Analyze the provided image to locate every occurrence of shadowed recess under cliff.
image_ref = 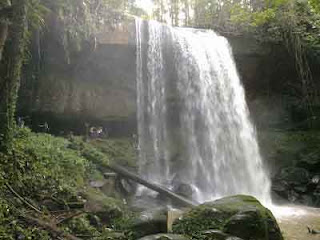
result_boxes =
[135,19,271,204]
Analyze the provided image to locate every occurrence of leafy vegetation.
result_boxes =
[90,138,138,168]
[0,127,136,239]
[0,0,146,149]
[259,130,320,169]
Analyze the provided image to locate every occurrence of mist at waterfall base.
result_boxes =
[135,19,271,206]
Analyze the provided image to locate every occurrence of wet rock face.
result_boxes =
[19,17,137,136]
[172,195,283,240]
[272,167,320,207]
[172,183,194,199]
[277,167,310,184]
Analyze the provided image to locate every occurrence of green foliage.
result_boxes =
[309,0,320,13]
[230,6,276,30]
[83,187,126,223]
[90,138,137,168]
[259,130,320,168]
[27,0,48,29]
[0,127,111,213]
[36,0,144,62]
[226,0,320,117]
[68,136,110,167]
[0,198,52,239]
[63,213,99,236]
[1,128,88,195]
[0,128,134,238]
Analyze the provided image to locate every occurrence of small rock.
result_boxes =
[277,167,310,185]
[90,180,107,188]
[311,175,320,184]
[127,208,168,238]
[202,230,243,240]
[293,185,307,193]
[173,183,194,199]
[138,234,190,240]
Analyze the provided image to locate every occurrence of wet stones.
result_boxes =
[201,230,244,240]
[138,234,190,240]
[126,208,168,239]
[272,167,320,207]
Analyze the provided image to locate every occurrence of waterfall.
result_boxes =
[135,19,271,204]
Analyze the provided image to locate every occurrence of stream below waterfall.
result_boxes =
[273,205,320,240]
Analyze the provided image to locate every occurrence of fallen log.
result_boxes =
[107,164,197,207]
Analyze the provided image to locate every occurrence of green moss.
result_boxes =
[82,187,126,223]
[210,195,266,214]
[0,128,89,196]
[63,213,99,236]
[90,138,137,168]
[259,130,320,168]
[0,128,131,239]
[172,195,283,240]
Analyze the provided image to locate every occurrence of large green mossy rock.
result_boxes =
[172,195,283,240]
[138,233,190,240]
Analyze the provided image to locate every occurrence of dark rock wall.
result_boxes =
[18,17,137,136]
[227,36,300,129]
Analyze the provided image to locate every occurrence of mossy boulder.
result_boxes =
[172,195,283,240]
[138,233,191,240]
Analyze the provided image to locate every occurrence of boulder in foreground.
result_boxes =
[172,195,283,240]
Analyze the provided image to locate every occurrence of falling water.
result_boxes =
[135,19,271,204]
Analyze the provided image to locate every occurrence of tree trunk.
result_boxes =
[0,22,8,62]
[0,0,27,150]
[107,164,197,207]
[0,0,11,62]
